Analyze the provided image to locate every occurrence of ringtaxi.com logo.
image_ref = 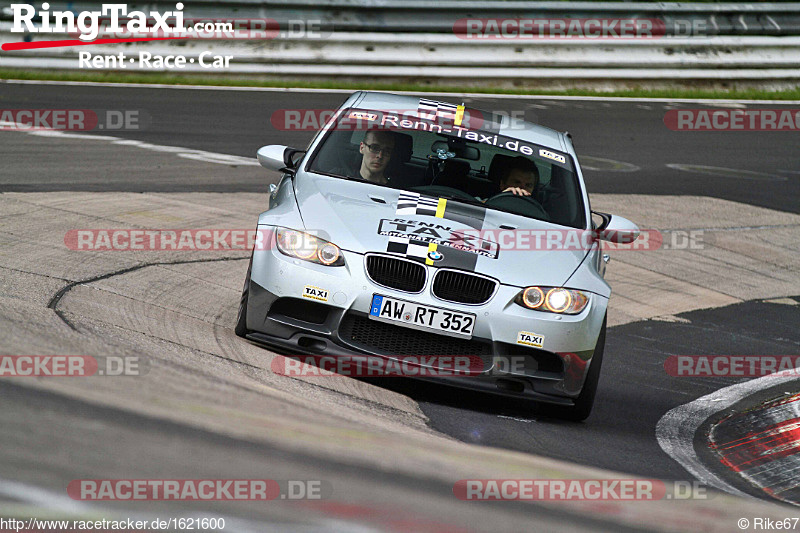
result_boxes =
[88,18,330,40]
[68,479,330,500]
[7,3,329,42]
[0,355,148,376]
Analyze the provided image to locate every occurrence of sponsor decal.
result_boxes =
[379,218,499,259]
[302,285,328,302]
[539,149,566,164]
[339,108,572,167]
[348,111,378,121]
[427,249,444,262]
[517,331,545,348]
[377,113,560,162]
[418,98,464,126]
[395,192,487,231]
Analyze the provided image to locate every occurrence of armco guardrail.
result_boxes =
[176,0,800,36]
[1,2,799,89]
[4,1,800,36]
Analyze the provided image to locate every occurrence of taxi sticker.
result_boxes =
[349,111,378,121]
[539,149,566,164]
[516,331,545,348]
[303,285,329,302]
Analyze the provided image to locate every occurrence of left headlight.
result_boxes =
[515,286,589,315]
[275,228,345,267]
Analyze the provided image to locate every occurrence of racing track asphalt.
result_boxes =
[1,81,799,524]
[1,81,798,214]
[408,297,800,485]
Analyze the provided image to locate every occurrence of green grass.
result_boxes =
[2,68,799,100]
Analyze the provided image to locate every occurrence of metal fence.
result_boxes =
[1,2,799,89]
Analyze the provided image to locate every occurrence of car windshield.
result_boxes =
[307,107,586,228]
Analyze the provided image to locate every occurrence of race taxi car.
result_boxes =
[235,91,639,420]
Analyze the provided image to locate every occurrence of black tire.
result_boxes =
[543,315,607,422]
[234,253,253,338]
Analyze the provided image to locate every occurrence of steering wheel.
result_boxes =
[485,192,549,220]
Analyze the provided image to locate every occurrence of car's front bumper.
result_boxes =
[245,234,608,405]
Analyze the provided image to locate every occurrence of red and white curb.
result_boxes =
[710,393,800,504]
[656,370,800,499]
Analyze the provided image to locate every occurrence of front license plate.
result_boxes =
[368,294,476,338]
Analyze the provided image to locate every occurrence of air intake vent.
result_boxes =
[432,270,496,304]
[365,255,426,293]
[339,314,493,367]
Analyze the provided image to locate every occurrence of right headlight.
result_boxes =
[275,228,345,267]
[515,286,589,315]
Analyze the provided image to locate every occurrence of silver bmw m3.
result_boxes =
[236,91,639,420]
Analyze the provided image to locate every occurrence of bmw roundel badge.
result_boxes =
[427,250,443,261]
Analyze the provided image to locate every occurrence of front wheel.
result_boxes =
[542,315,606,422]
[234,253,253,338]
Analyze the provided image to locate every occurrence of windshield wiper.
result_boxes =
[433,194,487,208]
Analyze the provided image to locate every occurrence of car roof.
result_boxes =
[350,91,567,151]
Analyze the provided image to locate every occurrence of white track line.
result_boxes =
[0,121,258,167]
[3,79,800,105]
[656,370,800,498]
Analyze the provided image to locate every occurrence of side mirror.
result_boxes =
[256,145,306,173]
[592,211,640,244]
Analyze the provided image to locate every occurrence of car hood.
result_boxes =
[294,173,588,288]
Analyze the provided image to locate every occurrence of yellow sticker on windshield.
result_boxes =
[455,105,465,126]
[539,149,566,164]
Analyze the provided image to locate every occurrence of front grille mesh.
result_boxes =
[366,255,426,293]
[339,314,492,367]
[432,270,496,304]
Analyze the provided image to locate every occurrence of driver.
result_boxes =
[498,156,539,197]
[332,129,396,185]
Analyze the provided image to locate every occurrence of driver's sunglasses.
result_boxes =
[364,143,392,156]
